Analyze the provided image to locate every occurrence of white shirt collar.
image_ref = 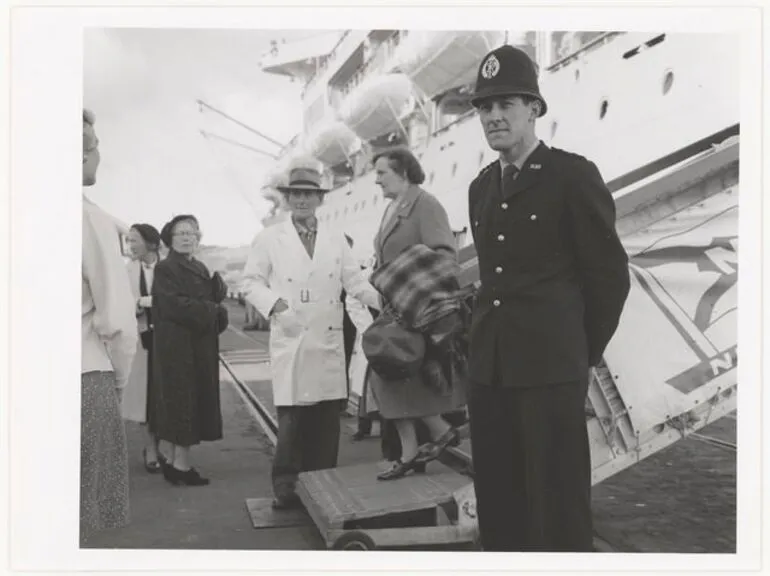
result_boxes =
[499,139,541,172]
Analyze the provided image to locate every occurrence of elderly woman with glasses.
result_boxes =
[151,214,229,486]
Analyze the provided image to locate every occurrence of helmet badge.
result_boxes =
[481,54,500,80]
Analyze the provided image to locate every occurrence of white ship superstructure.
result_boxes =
[247,29,739,489]
[257,30,739,264]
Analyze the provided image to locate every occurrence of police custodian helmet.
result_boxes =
[471,45,548,117]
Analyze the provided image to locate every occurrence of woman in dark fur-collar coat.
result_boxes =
[151,214,228,487]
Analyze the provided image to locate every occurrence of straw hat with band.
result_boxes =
[277,167,330,194]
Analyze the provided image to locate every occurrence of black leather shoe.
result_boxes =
[271,494,302,510]
[351,430,369,442]
[164,466,210,486]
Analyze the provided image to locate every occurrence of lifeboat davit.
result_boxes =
[385,31,506,99]
[339,73,414,142]
[306,120,360,167]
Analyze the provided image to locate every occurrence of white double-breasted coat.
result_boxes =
[242,219,380,407]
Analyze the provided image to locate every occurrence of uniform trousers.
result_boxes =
[468,378,593,552]
[272,400,341,499]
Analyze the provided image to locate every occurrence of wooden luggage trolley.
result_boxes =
[295,462,478,550]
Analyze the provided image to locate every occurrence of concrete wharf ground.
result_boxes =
[84,301,736,553]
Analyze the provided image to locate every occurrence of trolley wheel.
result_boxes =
[332,531,377,551]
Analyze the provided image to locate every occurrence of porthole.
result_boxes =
[599,99,609,120]
[550,121,558,139]
[662,70,674,95]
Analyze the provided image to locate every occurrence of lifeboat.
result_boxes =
[385,31,506,99]
[338,73,415,142]
[306,120,361,167]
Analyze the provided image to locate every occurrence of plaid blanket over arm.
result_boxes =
[369,244,462,331]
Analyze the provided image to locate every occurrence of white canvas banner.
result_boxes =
[604,185,738,433]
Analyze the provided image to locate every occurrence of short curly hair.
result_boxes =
[372,147,425,185]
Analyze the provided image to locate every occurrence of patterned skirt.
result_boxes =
[80,371,129,545]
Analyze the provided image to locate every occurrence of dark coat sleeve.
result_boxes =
[152,262,220,333]
[565,157,631,366]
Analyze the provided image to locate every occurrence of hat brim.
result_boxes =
[277,184,330,194]
[470,87,548,117]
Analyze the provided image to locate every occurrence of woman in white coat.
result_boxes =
[81,108,137,544]
[122,223,164,473]
[242,166,380,510]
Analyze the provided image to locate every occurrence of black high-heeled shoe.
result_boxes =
[414,427,461,465]
[163,465,210,486]
[142,448,161,474]
[377,455,422,481]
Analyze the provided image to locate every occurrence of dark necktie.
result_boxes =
[501,164,519,198]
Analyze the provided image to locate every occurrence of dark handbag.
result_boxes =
[211,272,228,304]
[216,304,229,334]
[362,311,425,381]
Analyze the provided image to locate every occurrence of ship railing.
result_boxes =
[335,30,402,101]
[430,108,477,139]
[302,30,353,98]
[545,31,621,72]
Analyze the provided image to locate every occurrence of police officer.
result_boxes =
[466,45,630,551]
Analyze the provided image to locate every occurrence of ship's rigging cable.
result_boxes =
[199,130,278,160]
[199,130,265,220]
[196,98,285,150]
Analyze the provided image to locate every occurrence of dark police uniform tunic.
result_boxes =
[467,141,630,551]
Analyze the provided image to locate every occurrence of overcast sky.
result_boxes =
[83,28,331,247]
